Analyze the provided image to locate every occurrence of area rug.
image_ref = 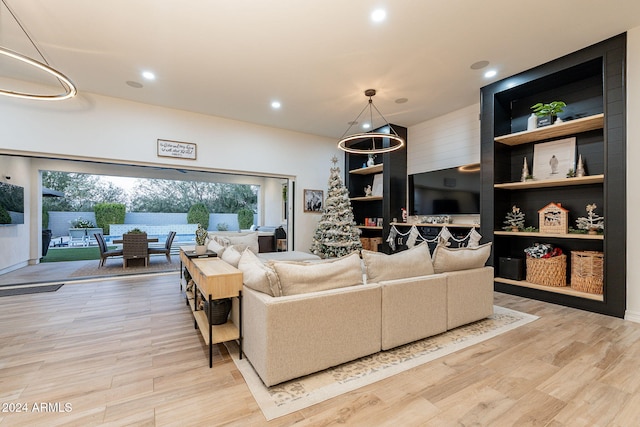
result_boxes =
[69,256,181,279]
[227,305,538,421]
[0,284,63,297]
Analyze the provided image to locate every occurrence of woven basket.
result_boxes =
[571,251,604,294]
[526,254,566,287]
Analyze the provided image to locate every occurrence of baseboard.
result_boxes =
[624,309,640,324]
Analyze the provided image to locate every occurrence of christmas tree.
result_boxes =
[310,157,362,258]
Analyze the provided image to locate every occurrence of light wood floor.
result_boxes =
[1,274,640,426]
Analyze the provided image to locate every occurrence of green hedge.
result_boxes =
[187,203,209,230]
[94,203,126,235]
[237,208,254,230]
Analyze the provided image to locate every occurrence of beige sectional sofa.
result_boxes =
[229,241,494,387]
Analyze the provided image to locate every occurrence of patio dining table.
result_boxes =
[112,237,159,244]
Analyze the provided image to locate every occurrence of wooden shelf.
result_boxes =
[349,164,383,175]
[193,311,240,345]
[350,195,383,201]
[494,230,604,240]
[358,226,382,230]
[391,222,480,228]
[494,113,604,146]
[495,277,603,301]
[495,174,604,190]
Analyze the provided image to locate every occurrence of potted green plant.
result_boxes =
[195,223,208,255]
[530,101,567,126]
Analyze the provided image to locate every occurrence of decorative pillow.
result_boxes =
[271,252,363,296]
[361,242,434,282]
[220,245,243,268]
[207,239,226,256]
[432,242,492,273]
[238,249,281,297]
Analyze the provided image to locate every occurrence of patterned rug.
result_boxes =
[69,256,181,278]
[227,305,538,421]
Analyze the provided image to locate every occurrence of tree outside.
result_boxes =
[42,171,258,226]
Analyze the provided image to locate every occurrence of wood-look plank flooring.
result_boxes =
[1,274,640,426]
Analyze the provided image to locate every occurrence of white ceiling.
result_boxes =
[2,1,640,140]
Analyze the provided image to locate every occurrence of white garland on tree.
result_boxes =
[310,157,362,258]
[575,203,604,231]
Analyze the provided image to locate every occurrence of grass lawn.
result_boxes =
[42,246,115,262]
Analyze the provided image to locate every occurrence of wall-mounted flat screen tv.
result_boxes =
[408,164,480,216]
[0,182,25,225]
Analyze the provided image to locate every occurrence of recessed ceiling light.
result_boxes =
[362,123,371,129]
[470,60,490,70]
[142,71,155,80]
[271,101,281,109]
[395,97,408,104]
[126,81,143,88]
[484,69,497,78]
[371,9,386,22]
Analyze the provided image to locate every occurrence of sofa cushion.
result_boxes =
[271,252,363,296]
[220,245,243,267]
[212,232,259,254]
[361,242,434,282]
[238,249,281,297]
[432,242,492,273]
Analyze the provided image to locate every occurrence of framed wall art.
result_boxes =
[303,189,323,212]
[157,139,197,160]
[532,137,576,180]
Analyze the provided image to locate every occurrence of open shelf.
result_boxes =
[495,113,604,146]
[494,230,604,240]
[350,195,383,201]
[495,277,603,301]
[494,174,604,190]
[349,164,383,175]
[391,222,480,228]
[358,226,382,230]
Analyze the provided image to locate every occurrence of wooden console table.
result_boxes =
[180,248,243,367]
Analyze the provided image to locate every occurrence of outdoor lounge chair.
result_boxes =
[69,228,87,246]
[148,230,176,263]
[122,232,149,268]
[95,233,123,267]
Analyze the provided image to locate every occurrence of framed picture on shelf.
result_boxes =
[372,173,383,196]
[303,189,323,212]
[533,137,576,181]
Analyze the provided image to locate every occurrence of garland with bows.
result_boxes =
[386,224,482,251]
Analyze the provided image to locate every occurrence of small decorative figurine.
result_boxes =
[364,185,372,196]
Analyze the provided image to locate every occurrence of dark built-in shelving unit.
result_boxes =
[344,125,407,254]
[480,33,626,317]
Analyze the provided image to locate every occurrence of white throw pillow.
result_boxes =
[361,242,434,282]
[207,239,226,256]
[238,249,281,297]
[432,242,492,273]
[220,245,243,268]
[271,252,363,296]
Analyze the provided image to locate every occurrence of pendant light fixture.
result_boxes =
[337,89,405,154]
[0,0,77,100]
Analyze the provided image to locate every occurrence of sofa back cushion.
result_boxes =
[271,252,363,296]
[432,242,492,273]
[210,231,259,254]
[238,249,281,297]
[362,242,434,282]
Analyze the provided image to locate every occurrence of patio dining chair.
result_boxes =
[95,233,123,267]
[122,232,149,268]
[148,230,176,263]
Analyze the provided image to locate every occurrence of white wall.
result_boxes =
[625,26,640,322]
[407,103,480,175]
[0,92,338,270]
[0,156,31,274]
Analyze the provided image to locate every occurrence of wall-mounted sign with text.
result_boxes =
[157,139,197,160]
